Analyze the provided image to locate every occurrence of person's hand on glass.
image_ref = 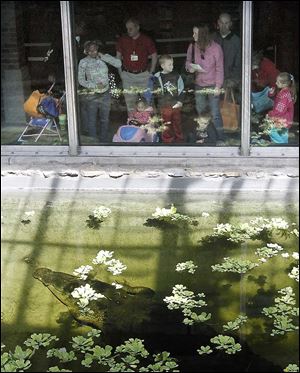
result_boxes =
[172,101,183,109]
[214,87,221,96]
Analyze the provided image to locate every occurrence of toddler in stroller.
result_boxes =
[113,97,160,143]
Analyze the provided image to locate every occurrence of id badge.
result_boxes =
[130,54,139,61]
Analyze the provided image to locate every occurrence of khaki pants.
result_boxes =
[121,71,150,113]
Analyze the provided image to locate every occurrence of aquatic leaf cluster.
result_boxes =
[211,257,259,274]
[197,335,241,356]
[24,333,59,350]
[163,284,211,325]
[175,261,198,274]
[210,335,242,354]
[1,346,33,372]
[222,315,248,331]
[262,287,299,336]
[255,243,284,260]
[284,364,299,372]
[151,205,198,226]
[210,217,295,243]
[86,206,111,229]
[1,331,179,372]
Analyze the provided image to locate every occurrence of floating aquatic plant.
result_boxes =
[92,250,114,265]
[21,210,35,224]
[47,348,77,363]
[86,206,111,229]
[73,265,93,280]
[24,334,59,350]
[207,217,295,244]
[150,204,198,226]
[284,364,299,372]
[163,284,210,325]
[222,315,248,331]
[175,261,198,274]
[71,284,106,313]
[262,287,299,336]
[210,335,242,355]
[105,259,127,276]
[197,345,213,355]
[211,257,259,274]
[1,332,179,373]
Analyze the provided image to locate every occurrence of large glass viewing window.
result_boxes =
[1,1,298,156]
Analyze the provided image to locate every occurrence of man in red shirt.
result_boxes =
[116,18,158,113]
[251,50,280,92]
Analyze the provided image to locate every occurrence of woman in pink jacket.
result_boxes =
[186,24,225,142]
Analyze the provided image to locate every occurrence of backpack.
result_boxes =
[37,96,59,117]
[23,90,47,117]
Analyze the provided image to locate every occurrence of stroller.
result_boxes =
[112,121,159,143]
[19,83,65,143]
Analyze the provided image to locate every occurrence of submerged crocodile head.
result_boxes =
[32,267,156,331]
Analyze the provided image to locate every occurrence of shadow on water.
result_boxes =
[1,174,298,372]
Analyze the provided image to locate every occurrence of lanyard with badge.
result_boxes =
[130,39,139,61]
[131,51,138,61]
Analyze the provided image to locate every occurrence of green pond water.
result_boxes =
[1,191,299,372]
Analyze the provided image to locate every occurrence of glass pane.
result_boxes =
[1,1,68,146]
[73,1,242,147]
[251,1,299,147]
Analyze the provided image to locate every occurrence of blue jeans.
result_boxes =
[195,85,225,141]
[80,91,111,142]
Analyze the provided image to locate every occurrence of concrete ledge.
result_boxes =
[2,173,299,195]
[1,155,299,174]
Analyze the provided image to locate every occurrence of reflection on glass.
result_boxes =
[74,1,242,146]
[251,1,299,147]
[1,1,68,146]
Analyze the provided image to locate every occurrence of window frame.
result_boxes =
[1,1,299,159]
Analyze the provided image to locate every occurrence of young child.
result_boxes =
[268,72,296,126]
[267,72,297,143]
[127,97,154,126]
[153,55,185,143]
[189,113,217,145]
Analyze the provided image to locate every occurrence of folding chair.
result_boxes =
[17,117,62,143]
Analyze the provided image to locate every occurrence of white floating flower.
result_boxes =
[267,243,283,251]
[92,250,114,265]
[152,205,177,219]
[281,253,290,258]
[92,206,111,221]
[112,282,123,289]
[270,218,289,230]
[73,265,93,280]
[288,266,299,282]
[292,252,299,260]
[201,212,210,218]
[71,283,106,309]
[24,211,35,217]
[105,259,127,275]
